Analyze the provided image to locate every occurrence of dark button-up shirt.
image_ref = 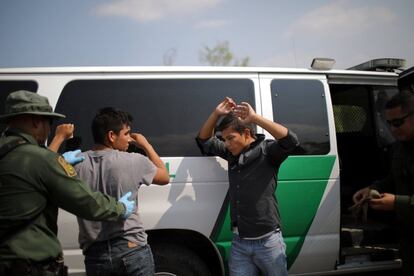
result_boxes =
[197,132,299,238]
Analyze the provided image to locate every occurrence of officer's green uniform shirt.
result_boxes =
[373,140,414,275]
[0,129,126,262]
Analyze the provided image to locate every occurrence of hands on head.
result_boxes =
[216,97,256,123]
[215,97,237,116]
[129,133,150,149]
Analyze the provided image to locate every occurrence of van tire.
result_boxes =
[152,243,212,276]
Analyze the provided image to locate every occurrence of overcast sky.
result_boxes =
[0,0,413,69]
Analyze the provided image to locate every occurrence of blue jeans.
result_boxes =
[84,237,154,276]
[229,231,288,276]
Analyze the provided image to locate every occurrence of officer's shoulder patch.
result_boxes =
[57,156,77,177]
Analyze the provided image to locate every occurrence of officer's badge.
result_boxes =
[57,156,77,177]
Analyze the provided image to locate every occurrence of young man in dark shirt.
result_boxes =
[196,97,299,276]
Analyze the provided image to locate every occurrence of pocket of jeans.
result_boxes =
[121,248,140,266]
[263,232,279,248]
[121,245,154,274]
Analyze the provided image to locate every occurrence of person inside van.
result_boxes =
[73,107,170,276]
[352,89,414,276]
[196,97,299,276]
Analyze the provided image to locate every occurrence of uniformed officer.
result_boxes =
[353,71,414,276]
[0,90,135,276]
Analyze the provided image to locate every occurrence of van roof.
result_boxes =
[0,66,399,77]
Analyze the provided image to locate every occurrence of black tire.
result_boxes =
[152,243,212,276]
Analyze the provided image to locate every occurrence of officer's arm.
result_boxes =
[395,194,414,227]
[41,154,126,221]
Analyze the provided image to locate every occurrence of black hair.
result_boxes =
[91,107,133,144]
[385,91,414,114]
[216,112,256,138]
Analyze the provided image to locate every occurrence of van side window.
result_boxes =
[0,81,38,133]
[55,78,255,156]
[271,79,329,155]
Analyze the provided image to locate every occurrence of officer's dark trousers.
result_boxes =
[400,238,414,276]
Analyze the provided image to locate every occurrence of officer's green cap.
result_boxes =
[0,90,65,122]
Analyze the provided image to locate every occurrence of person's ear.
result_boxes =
[107,130,116,144]
[243,128,251,139]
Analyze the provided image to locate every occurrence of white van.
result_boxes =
[0,58,407,275]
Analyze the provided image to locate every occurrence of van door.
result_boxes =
[259,74,340,274]
[328,74,401,271]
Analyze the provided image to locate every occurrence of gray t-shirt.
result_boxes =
[74,149,157,251]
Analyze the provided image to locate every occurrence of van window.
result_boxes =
[0,81,38,133]
[331,84,398,148]
[333,105,366,133]
[271,79,329,155]
[372,86,398,147]
[55,78,255,156]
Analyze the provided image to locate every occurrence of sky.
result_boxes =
[0,0,413,70]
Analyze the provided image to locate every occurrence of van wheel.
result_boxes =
[152,243,212,276]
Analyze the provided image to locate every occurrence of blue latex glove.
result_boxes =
[62,149,85,165]
[118,191,135,219]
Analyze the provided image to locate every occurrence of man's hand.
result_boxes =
[234,102,257,124]
[370,193,395,211]
[49,123,75,153]
[215,97,236,116]
[352,187,371,206]
[130,133,150,149]
[62,149,85,165]
[118,191,136,219]
[55,124,74,140]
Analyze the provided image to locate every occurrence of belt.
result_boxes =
[232,227,281,240]
[85,237,141,254]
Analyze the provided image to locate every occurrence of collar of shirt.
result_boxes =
[5,128,38,145]
[233,134,265,167]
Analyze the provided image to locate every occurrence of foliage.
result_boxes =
[199,41,250,66]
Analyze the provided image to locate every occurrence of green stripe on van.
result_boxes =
[213,155,336,268]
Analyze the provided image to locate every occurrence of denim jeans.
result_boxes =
[84,237,154,276]
[229,230,288,276]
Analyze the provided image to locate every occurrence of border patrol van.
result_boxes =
[0,58,408,275]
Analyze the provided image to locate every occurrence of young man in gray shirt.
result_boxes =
[75,107,169,276]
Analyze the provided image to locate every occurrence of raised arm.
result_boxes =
[130,133,169,185]
[49,123,74,152]
[198,97,236,139]
[234,102,288,139]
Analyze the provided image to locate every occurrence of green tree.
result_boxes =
[199,41,250,66]
[163,48,177,66]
